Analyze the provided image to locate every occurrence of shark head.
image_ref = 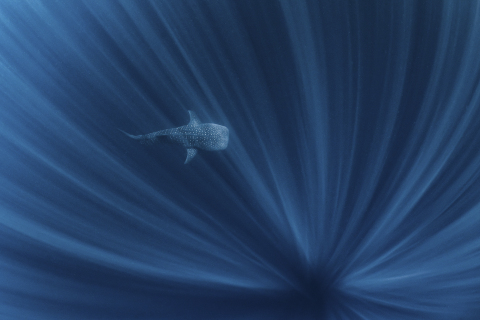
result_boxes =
[184,111,229,151]
[207,124,229,151]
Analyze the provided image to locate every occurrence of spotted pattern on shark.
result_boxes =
[120,111,229,163]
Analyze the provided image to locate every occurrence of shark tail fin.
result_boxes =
[118,129,150,143]
[119,129,139,139]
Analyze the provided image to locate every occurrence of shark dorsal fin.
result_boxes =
[185,148,198,164]
[188,110,201,126]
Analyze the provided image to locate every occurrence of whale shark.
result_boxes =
[120,110,229,164]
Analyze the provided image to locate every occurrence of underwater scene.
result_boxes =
[1,1,480,319]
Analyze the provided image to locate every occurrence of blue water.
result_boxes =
[1,1,480,319]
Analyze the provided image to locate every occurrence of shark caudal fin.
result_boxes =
[118,129,153,144]
[118,129,141,139]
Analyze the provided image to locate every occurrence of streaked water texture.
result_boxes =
[1,1,480,319]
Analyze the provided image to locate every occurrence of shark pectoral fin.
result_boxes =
[188,110,202,126]
[184,148,198,164]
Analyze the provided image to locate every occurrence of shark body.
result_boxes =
[120,110,229,164]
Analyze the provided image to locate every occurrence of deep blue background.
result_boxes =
[1,1,480,319]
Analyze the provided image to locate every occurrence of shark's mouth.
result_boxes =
[217,126,229,150]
